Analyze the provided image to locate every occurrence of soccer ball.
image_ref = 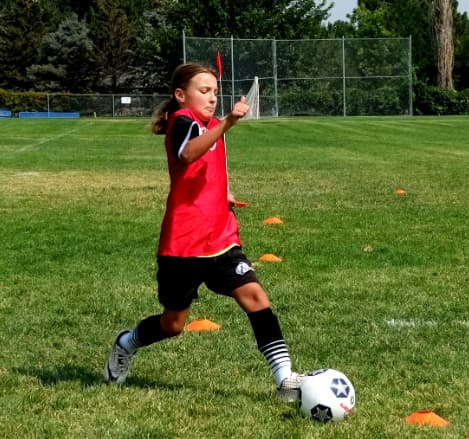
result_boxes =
[298,368,355,423]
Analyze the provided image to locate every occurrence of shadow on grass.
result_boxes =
[13,365,277,404]
[14,364,106,386]
[14,365,264,395]
[13,364,186,391]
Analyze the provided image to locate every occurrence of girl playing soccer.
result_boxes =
[103,63,303,402]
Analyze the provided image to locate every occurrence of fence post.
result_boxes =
[408,35,413,116]
[230,35,234,111]
[47,92,50,116]
[272,37,278,117]
[182,30,186,63]
[342,36,346,117]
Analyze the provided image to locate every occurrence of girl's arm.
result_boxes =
[180,97,249,164]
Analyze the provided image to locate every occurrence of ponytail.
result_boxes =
[150,96,179,135]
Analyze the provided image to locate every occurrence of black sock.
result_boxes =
[135,314,174,347]
[248,308,292,386]
[248,307,283,348]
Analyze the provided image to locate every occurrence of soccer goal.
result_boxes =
[244,76,260,120]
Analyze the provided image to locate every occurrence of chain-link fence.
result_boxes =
[0,93,169,117]
[183,34,412,117]
[1,36,411,118]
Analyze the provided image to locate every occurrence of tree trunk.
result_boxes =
[433,0,454,90]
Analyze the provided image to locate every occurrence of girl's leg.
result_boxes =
[120,307,189,351]
[104,308,189,384]
[232,282,303,401]
[231,281,270,312]
[160,308,191,335]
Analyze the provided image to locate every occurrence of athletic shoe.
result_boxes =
[277,372,306,402]
[103,330,135,384]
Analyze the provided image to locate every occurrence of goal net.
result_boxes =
[244,76,260,120]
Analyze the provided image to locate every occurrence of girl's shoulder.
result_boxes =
[173,108,220,127]
[174,108,195,119]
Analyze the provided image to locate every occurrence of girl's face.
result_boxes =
[175,72,218,121]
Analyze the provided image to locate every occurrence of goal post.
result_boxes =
[244,76,260,120]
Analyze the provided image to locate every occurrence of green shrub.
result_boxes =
[414,82,469,115]
[0,89,48,113]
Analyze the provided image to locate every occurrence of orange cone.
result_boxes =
[263,216,283,225]
[234,201,249,208]
[394,188,407,196]
[186,319,221,332]
[259,253,282,262]
[406,410,449,427]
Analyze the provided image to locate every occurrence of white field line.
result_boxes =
[385,318,469,328]
[5,122,92,155]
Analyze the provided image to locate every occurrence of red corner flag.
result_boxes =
[216,51,223,79]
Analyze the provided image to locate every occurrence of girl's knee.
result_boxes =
[233,283,271,312]
[160,311,188,336]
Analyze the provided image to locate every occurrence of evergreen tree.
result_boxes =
[68,0,97,19]
[28,14,96,92]
[90,0,137,92]
[121,0,155,21]
[130,10,167,92]
[0,0,46,90]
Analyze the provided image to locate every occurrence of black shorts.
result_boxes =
[156,246,259,311]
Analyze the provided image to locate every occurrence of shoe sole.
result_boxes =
[277,389,300,403]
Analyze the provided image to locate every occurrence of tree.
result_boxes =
[90,0,137,92]
[277,0,332,38]
[349,5,393,38]
[148,0,332,90]
[354,1,442,85]
[130,10,167,92]
[27,14,96,92]
[120,0,155,21]
[68,0,98,19]
[433,0,454,89]
[0,0,46,90]
[454,9,469,89]
[157,0,331,39]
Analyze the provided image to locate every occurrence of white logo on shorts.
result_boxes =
[235,262,254,276]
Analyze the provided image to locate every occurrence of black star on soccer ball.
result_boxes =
[310,404,333,423]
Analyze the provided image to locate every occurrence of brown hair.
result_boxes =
[150,63,218,135]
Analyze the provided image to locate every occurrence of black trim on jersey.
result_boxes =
[170,116,200,159]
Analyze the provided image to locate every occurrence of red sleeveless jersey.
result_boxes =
[157,108,241,257]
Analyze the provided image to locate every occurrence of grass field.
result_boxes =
[0,116,468,438]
